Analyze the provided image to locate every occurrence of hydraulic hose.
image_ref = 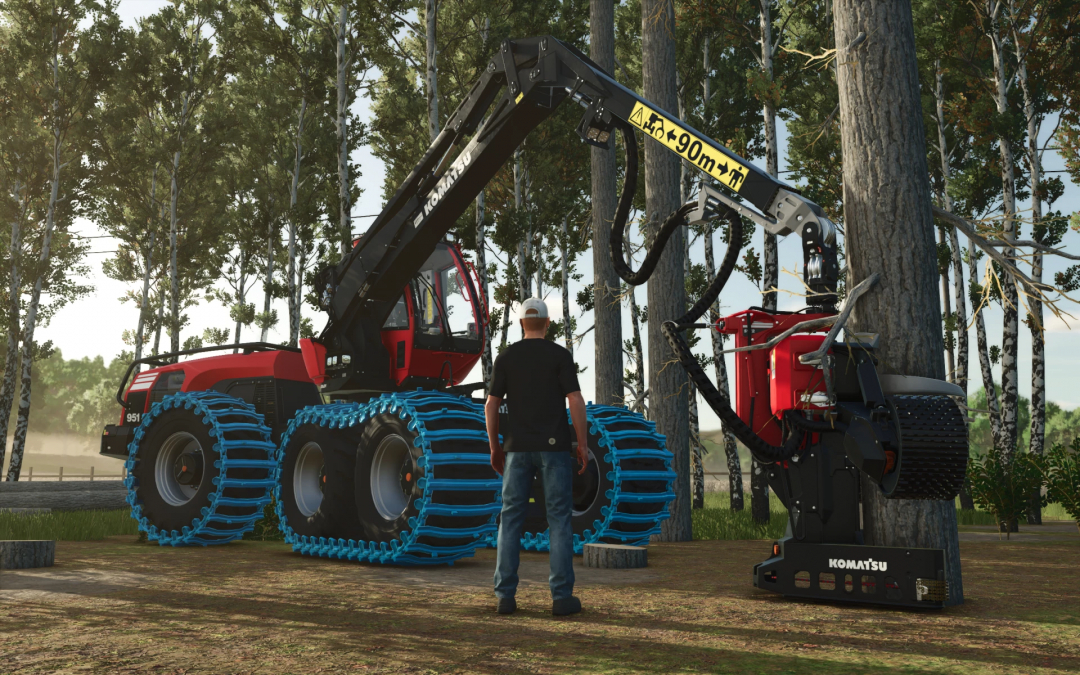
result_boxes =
[606,123,808,463]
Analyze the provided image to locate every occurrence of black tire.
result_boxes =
[278,424,325,538]
[354,413,423,542]
[306,423,369,540]
[132,407,221,534]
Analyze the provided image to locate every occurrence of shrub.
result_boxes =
[1033,437,1080,535]
[967,447,1044,539]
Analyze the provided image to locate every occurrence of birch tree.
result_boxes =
[2,0,106,479]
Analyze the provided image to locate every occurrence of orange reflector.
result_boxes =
[773,543,781,556]
[182,465,188,472]
[406,472,412,482]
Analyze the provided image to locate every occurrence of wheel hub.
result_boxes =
[154,431,205,506]
[371,434,416,521]
[172,452,203,486]
[293,442,325,517]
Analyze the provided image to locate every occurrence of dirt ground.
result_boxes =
[1,530,1078,674]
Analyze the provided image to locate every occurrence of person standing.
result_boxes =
[485,297,589,616]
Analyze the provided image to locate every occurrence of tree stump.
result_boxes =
[583,543,647,569]
[0,540,55,569]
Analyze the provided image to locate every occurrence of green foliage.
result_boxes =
[243,496,284,541]
[967,447,1044,537]
[1034,438,1080,530]
[182,335,203,351]
[0,348,129,437]
[0,509,138,541]
[254,308,278,332]
[202,327,230,346]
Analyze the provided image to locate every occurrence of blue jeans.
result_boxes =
[493,451,575,601]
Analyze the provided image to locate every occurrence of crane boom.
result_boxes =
[315,36,839,395]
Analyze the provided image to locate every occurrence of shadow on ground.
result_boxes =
[1,528,1077,674]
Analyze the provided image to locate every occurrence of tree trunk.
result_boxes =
[134,168,158,368]
[476,189,492,386]
[624,224,647,415]
[938,226,956,381]
[704,221,744,511]
[0,181,28,476]
[684,210,704,510]
[1013,20,1043,525]
[514,148,529,310]
[971,242,1005,449]
[168,146,182,356]
[702,39,744,512]
[752,1,781,521]
[260,215,275,343]
[642,0,690,542]
[986,1,1020,473]
[153,287,164,356]
[759,0,779,313]
[933,61,968,394]
[234,247,248,353]
[8,94,63,480]
[134,230,156,366]
[561,214,573,355]
[590,0,622,406]
[287,96,307,347]
[336,2,351,255]
[834,0,963,604]
[425,0,439,143]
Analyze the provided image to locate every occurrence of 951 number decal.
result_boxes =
[125,412,141,425]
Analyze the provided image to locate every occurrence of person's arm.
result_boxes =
[567,391,588,475]
[485,395,505,475]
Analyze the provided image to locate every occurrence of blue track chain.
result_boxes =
[273,391,502,565]
[124,392,276,546]
[520,404,676,554]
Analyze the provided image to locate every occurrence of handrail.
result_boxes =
[114,342,300,409]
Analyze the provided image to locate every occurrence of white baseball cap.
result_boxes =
[519,297,549,319]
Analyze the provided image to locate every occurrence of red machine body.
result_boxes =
[107,242,487,455]
[715,309,833,445]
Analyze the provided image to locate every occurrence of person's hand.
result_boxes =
[490,446,505,476]
[576,438,589,475]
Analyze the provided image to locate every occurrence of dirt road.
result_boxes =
[1,536,1078,674]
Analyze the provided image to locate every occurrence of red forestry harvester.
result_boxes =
[103,36,966,607]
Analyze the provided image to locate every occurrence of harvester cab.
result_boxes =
[103,35,966,606]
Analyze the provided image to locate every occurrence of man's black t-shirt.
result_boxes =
[489,339,581,452]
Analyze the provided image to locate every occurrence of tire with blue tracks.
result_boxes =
[520,404,676,554]
[273,391,503,565]
[124,392,277,546]
[277,420,367,540]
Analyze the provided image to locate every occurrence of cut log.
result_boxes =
[583,543,647,569]
[0,540,55,569]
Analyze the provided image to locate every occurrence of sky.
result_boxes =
[38,1,1080,430]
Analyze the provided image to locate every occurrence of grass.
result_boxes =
[0,508,138,541]
[692,490,788,541]
[954,499,1075,525]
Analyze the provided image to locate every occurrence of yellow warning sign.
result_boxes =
[627,101,750,193]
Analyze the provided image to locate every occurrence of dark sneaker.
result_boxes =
[497,597,517,615]
[552,596,582,616]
